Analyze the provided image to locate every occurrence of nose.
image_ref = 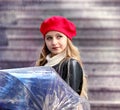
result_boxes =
[52,38,57,45]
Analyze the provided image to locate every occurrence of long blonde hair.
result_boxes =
[66,39,88,99]
[35,43,50,66]
[66,39,83,66]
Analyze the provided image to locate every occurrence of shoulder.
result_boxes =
[59,58,82,69]
[68,58,83,71]
[68,58,80,66]
[61,58,80,65]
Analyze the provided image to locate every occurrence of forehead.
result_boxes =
[45,31,66,36]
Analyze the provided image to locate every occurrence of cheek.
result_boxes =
[64,43,67,49]
[61,40,67,49]
[46,43,51,52]
[45,40,49,45]
[46,42,49,47]
[45,41,51,49]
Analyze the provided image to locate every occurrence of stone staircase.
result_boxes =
[0,0,120,110]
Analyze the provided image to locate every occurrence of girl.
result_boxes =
[35,16,88,99]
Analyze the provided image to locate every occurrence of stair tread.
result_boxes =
[0,46,39,50]
[15,14,120,20]
[7,34,120,40]
[1,4,120,10]
[88,71,120,76]
[1,11,120,20]
[1,6,120,21]
[89,85,120,91]
[90,100,120,106]
[1,0,120,2]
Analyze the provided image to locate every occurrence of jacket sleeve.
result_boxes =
[67,59,83,94]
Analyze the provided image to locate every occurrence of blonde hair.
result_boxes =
[35,38,88,98]
[66,39,83,66]
[66,39,88,99]
[35,42,49,66]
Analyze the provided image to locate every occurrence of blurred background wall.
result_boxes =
[0,0,120,109]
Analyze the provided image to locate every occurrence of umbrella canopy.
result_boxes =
[0,66,90,110]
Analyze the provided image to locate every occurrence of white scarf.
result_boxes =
[44,51,66,67]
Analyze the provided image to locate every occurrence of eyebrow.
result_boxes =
[45,32,63,37]
[45,35,52,37]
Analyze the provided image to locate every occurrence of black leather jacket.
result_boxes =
[52,58,83,94]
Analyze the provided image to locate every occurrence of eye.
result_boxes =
[45,36,52,40]
[57,35,63,39]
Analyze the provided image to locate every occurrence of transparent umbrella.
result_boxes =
[0,66,90,110]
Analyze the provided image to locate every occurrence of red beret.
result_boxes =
[40,16,76,40]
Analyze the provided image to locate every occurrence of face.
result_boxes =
[45,31,68,57]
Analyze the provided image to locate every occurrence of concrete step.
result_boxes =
[1,2,120,10]
[74,38,120,47]
[0,46,39,61]
[90,100,120,110]
[1,0,120,19]
[1,0,120,3]
[84,63,120,76]
[88,71,120,101]
[16,16,120,28]
[0,61,35,70]
[1,6,120,20]
[0,46,39,69]
[88,69,120,76]
[1,19,120,29]
[80,47,120,63]
[88,71,120,87]
[27,0,120,1]
[7,35,43,47]
[88,86,120,101]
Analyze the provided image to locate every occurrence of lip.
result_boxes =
[52,47,59,49]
